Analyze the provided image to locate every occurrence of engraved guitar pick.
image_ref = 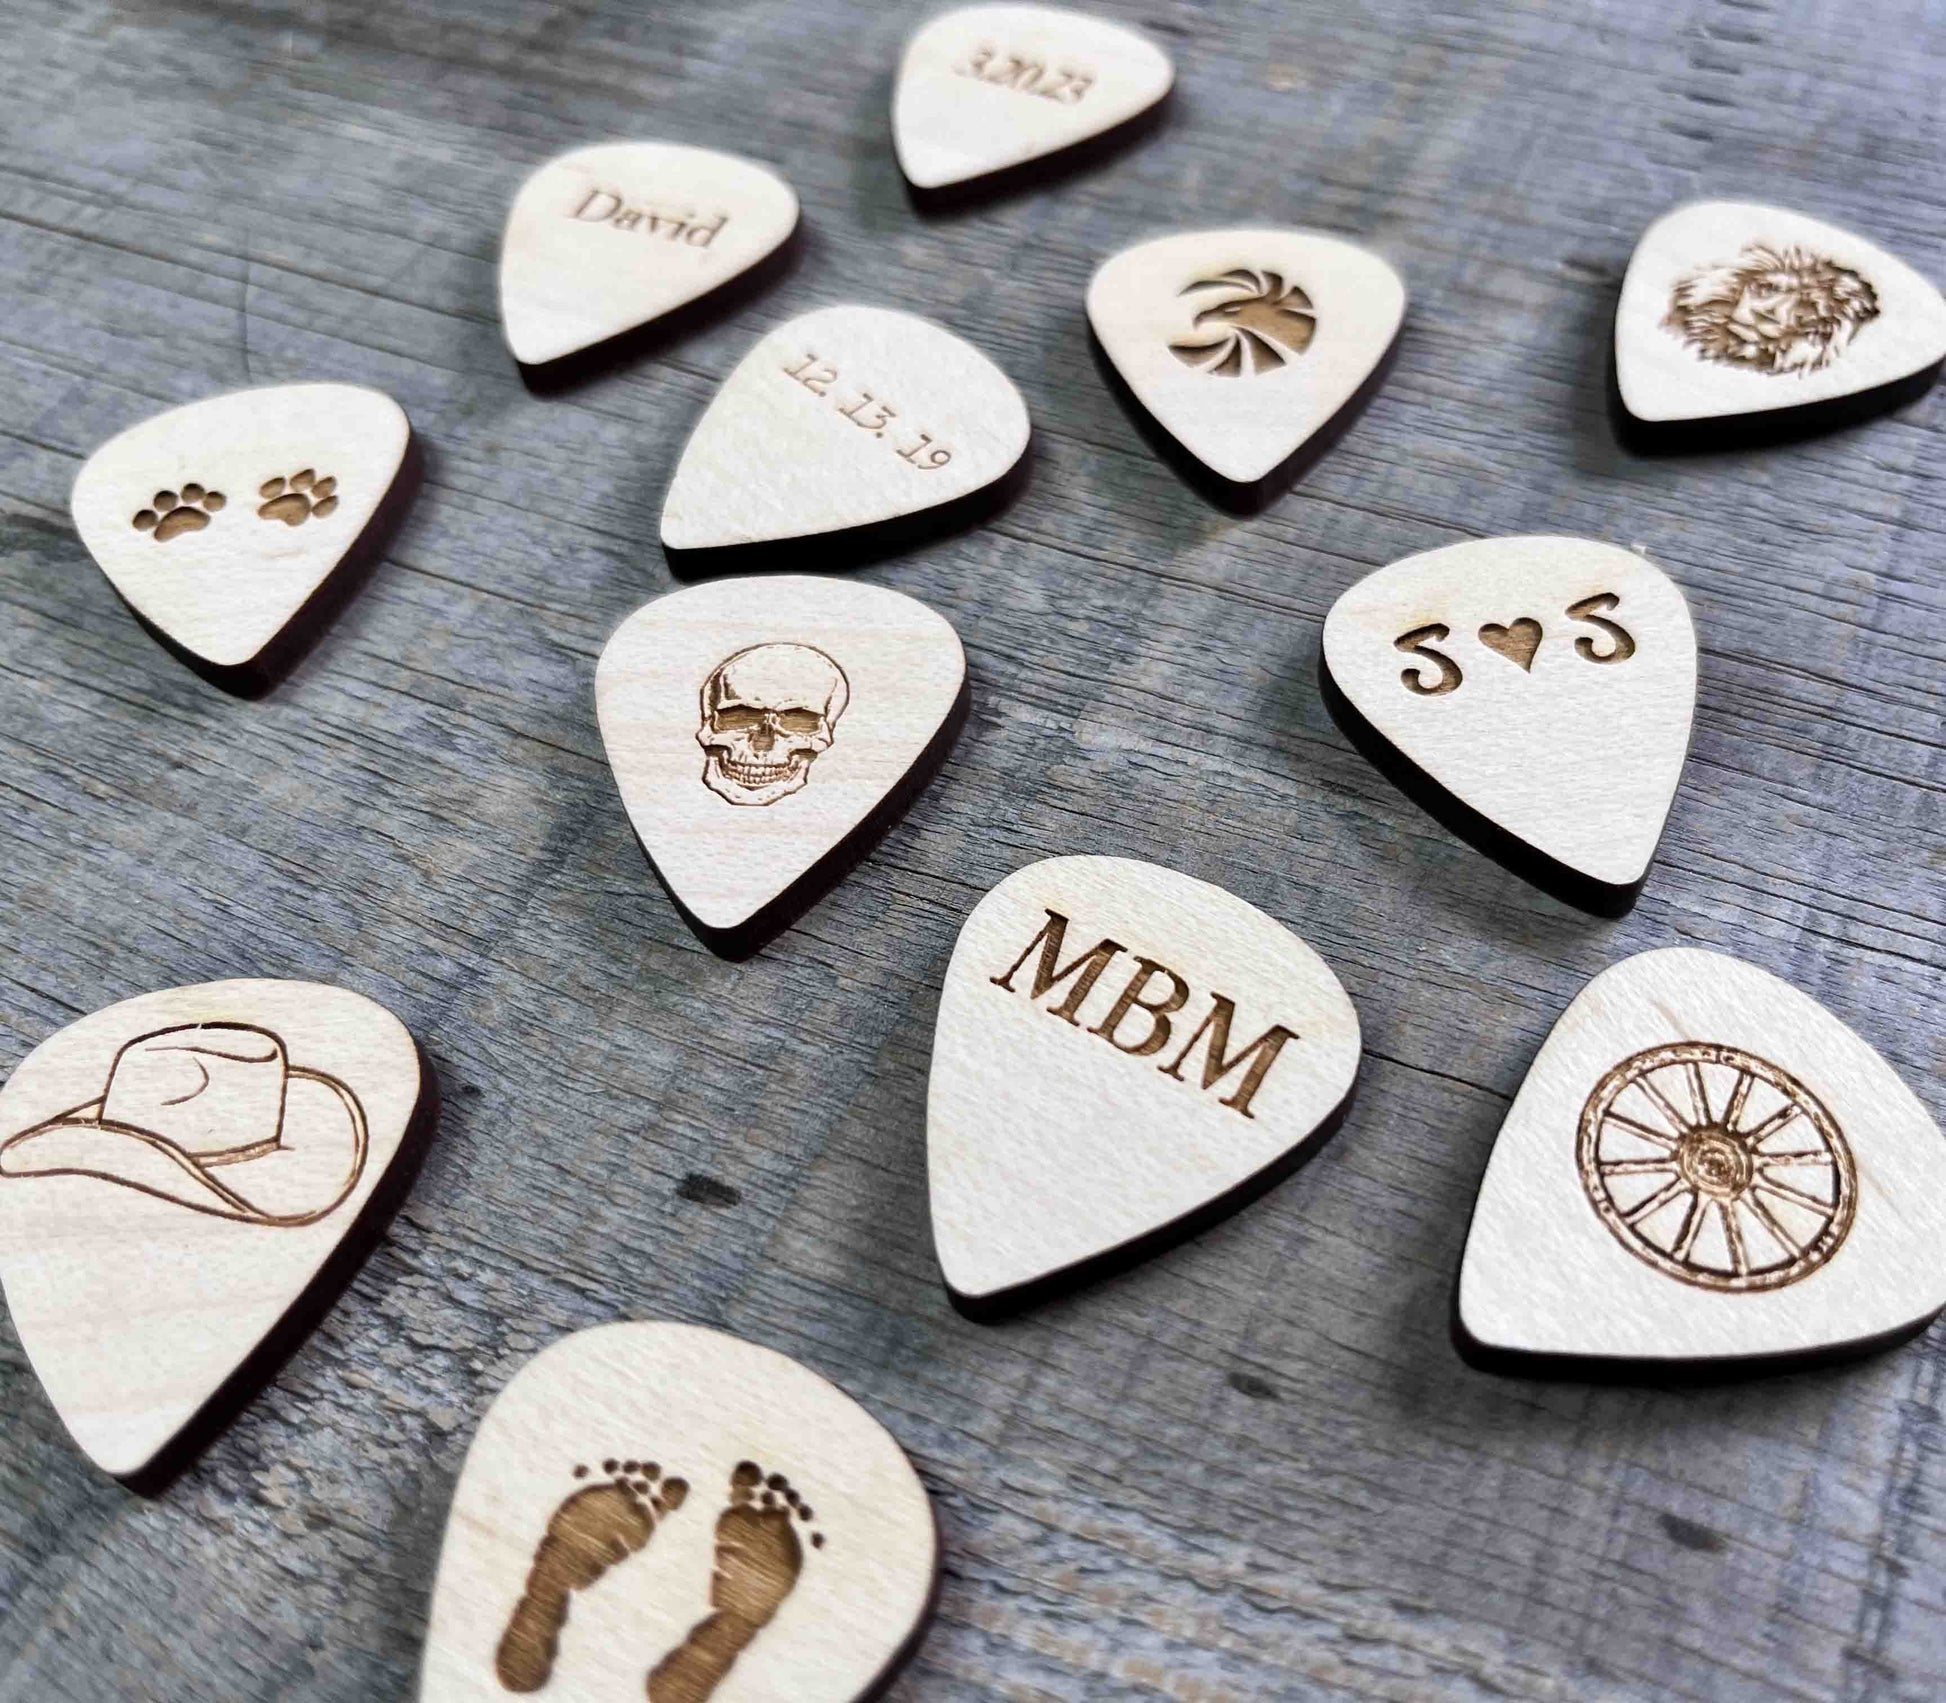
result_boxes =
[0,980,435,1483]
[660,305,1029,569]
[70,383,414,691]
[1322,536,1696,915]
[499,142,799,368]
[597,575,968,957]
[420,1321,938,1703]
[1615,200,1946,446]
[892,4,1172,195]
[928,856,1360,1316]
[1458,947,1946,1373]
[1088,228,1405,506]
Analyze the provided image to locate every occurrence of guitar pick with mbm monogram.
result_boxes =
[1322,535,1696,915]
[0,981,436,1482]
[1457,948,1946,1373]
[928,856,1361,1316]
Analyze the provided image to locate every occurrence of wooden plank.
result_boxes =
[0,0,1940,1696]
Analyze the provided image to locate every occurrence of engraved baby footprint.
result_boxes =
[257,469,339,527]
[132,483,225,543]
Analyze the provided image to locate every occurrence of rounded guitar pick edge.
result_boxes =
[0,981,439,1489]
[1453,948,1946,1380]
[929,856,1362,1320]
[1612,199,1946,453]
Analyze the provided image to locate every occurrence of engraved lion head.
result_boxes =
[1663,244,1880,375]
[1170,269,1316,377]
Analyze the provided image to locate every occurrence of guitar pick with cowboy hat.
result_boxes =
[0,1022,367,1226]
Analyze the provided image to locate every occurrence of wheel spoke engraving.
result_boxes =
[1577,1042,1855,1293]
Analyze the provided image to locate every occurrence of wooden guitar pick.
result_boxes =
[1322,535,1696,916]
[1088,228,1406,509]
[0,980,435,1486]
[928,856,1360,1317]
[1458,947,1946,1376]
[1614,200,1946,450]
[660,304,1030,572]
[892,4,1173,202]
[499,142,799,372]
[70,383,416,694]
[596,575,968,958]
[420,1321,938,1702]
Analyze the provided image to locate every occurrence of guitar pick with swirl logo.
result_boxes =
[70,383,415,692]
[1458,948,1946,1372]
[420,1321,938,1703]
[1322,535,1696,915]
[0,981,435,1482]
[1088,228,1406,507]
[928,856,1361,1315]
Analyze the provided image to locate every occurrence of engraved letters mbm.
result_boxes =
[990,909,1296,1119]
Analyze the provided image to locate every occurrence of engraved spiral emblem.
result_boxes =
[1577,1042,1855,1292]
[1169,269,1316,377]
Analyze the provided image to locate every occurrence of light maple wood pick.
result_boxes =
[659,304,1029,570]
[0,979,435,1485]
[1088,228,1406,506]
[70,382,415,692]
[892,4,1173,195]
[1322,535,1696,915]
[928,855,1360,1316]
[1458,947,1946,1375]
[596,575,967,957]
[1614,200,1946,447]
[420,1320,938,1703]
[499,142,799,369]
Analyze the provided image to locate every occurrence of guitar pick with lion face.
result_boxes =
[70,382,413,689]
[596,575,968,957]
[660,305,1029,567]
[928,856,1360,1316]
[1322,536,1696,915]
[499,142,799,368]
[0,980,434,1482]
[420,1321,938,1703]
[1458,948,1946,1372]
[1615,200,1946,443]
[892,4,1172,193]
[1088,228,1406,503]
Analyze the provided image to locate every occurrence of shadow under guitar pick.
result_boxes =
[514,224,805,398]
[634,675,971,960]
[944,1074,1358,1323]
[901,91,1172,218]
[660,438,1032,581]
[1088,324,1400,515]
[121,1043,441,1495]
[118,430,426,701]
[1317,652,1646,919]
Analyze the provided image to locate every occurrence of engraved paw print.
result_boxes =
[257,469,338,527]
[132,483,225,543]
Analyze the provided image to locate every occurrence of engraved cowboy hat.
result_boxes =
[0,1023,367,1226]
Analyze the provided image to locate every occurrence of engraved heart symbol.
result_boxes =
[1477,617,1542,671]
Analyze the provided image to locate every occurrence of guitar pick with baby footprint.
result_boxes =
[1323,536,1695,915]
[71,382,414,687]
[422,1322,936,1703]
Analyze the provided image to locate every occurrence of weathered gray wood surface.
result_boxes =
[0,0,1941,1696]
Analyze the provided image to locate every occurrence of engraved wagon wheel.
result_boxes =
[1577,1041,1854,1292]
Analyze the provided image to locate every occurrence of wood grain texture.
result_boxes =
[0,0,1941,1699]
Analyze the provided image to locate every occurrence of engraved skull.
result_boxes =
[697,643,850,806]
